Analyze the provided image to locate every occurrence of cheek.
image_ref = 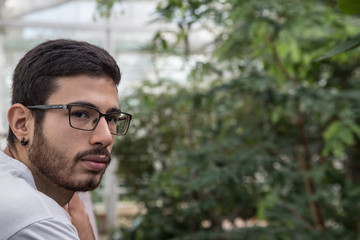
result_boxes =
[108,145,113,154]
[108,137,116,152]
[41,116,82,149]
[42,114,69,134]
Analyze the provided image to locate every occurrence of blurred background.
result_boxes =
[2,0,360,239]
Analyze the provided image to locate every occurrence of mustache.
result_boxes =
[75,148,111,162]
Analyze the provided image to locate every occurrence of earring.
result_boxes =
[21,137,28,146]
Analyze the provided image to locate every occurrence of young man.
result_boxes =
[0,39,132,239]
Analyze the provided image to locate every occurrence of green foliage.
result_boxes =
[317,0,360,60]
[96,0,119,18]
[110,0,360,239]
[316,33,360,61]
[338,0,360,15]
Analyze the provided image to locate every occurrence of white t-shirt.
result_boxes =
[0,151,79,240]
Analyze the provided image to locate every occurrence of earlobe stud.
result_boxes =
[20,137,29,146]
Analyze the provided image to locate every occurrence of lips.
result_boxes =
[81,155,110,172]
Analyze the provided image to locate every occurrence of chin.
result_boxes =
[63,175,102,192]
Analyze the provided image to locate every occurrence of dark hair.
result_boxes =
[8,39,121,145]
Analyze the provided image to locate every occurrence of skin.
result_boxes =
[65,193,96,240]
[5,74,120,239]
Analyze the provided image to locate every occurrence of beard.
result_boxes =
[28,125,111,192]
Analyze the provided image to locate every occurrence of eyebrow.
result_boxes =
[68,101,121,113]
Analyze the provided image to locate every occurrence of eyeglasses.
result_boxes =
[27,104,132,135]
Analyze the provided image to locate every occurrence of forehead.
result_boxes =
[47,74,119,110]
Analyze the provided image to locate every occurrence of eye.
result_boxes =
[71,111,90,119]
[105,114,120,124]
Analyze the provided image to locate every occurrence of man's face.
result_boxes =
[28,74,119,192]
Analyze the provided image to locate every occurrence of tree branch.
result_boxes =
[268,34,297,84]
[267,33,325,230]
[296,145,325,230]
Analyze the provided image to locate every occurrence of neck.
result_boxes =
[4,145,74,206]
[33,171,74,206]
[4,146,16,159]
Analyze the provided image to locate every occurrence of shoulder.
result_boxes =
[8,219,79,240]
[0,152,76,239]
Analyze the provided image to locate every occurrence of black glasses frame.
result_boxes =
[27,104,132,135]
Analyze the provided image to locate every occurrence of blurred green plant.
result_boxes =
[96,0,119,18]
[96,0,360,239]
[338,0,360,15]
[316,0,360,60]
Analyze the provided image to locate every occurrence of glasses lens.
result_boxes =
[69,105,99,131]
[116,113,130,135]
[69,105,130,135]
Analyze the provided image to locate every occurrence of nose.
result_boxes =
[89,116,114,148]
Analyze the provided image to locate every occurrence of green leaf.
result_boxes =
[161,39,168,50]
[315,33,360,61]
[338,0,360,15]
[323,121,341,142]
[323,121,356,157]
[349,123,360,138]
[270,110,281,124]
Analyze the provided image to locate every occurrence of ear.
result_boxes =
[7,103,34,141]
